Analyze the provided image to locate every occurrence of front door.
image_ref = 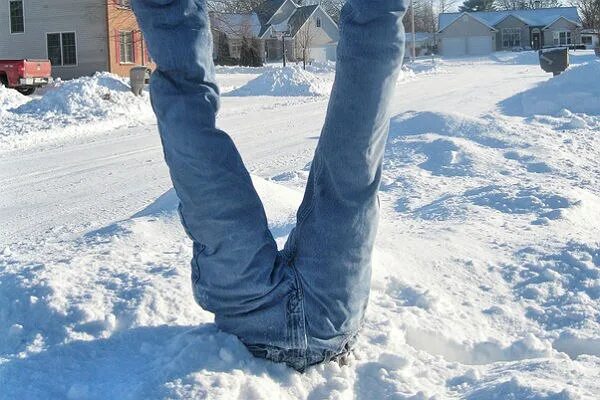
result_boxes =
[532,31,541,50]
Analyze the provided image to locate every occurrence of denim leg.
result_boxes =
[283,2,407,353]
[132,0,298,350]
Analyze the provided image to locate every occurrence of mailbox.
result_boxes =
[539,48,569,76]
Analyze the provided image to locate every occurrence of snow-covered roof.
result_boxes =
[405,32,434,43]
[439,7,581,32]
[287,5,319,37]
[210,13,262,38]
[254,0,289,25]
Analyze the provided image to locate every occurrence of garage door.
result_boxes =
[467,36,492,55]
[442,37,466,57]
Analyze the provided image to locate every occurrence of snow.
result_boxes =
[1,51,599,399]
[0,72,154,151]
[226,66,333,97]
[502,60,600,116]
[0,85,29,110]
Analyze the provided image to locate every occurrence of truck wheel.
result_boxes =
[16,87,36,95]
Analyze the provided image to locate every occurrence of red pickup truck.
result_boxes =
[0,59,52,95]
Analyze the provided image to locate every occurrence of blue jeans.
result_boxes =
[132,0,406,372]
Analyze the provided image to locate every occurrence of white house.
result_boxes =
[581,29,599,49]
[211,0,339,64]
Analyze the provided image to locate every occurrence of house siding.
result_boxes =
[106,3,155,77]
[438,15,495,55]
[543,19,581,47]
[440,16,494,37]
[291,8,338,62]
[494,15,530,50]
[0,0,108,79]
[213,6,338,63]
[311,8,339,45]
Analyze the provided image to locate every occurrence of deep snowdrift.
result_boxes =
[226,66,332,97]
[2,52,599,399]
[501,60,600,116]
[2,107,599,398]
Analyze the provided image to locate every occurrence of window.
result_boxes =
[46,32,77,66]
[502,28,521,48]
[229,39,242,58]
[553,31,572,46]
[582,35,592,45]
[117,0,131,8]
[316,17,321,28]
[9,0,24,34]
[119,31,134,63]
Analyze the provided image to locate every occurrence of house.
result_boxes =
[405,32,435,57]
[437,7,583,57]
[210,0,339,64]
[581,29,599,49]
[0,0,153,80]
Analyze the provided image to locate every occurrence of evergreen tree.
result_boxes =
[459,0,496,11]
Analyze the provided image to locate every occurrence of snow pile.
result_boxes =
[3,109,600,398]
[0,85,29,110]
[226,66,332,97]
[502,60,600,116]
[215,65,267,74]
[398,59,448,83]
[306,60,337,74]
[2,55,600,398]
[13,72,150,119]
[0,72,154,150]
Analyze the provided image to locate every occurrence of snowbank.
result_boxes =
[0,85,29,110]
[226,66,332,97]
[13,72,151,119]
[0,72,154,150]
[305,60,337,74]
[501,60,600,116]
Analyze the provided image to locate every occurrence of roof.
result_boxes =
[254,0,288,26]
[287,5,319,37]
[438,12,499,33]
[210,13,262,38]
[405,32,434,43]
[212,0,336,40]
[439,7,581,32]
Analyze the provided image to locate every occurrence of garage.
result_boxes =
[441,35,493,57]
[467,36,493,55]
[309,44,337,62]
[438,13,497,57]
[441,37,467,56]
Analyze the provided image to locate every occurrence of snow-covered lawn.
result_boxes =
[1,51,599,399]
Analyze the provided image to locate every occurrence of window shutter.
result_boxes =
[115,30,121,64]
[132,31,138,64]
[145,41,151,64]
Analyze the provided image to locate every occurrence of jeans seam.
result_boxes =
[295,151,324,231]
[286,261,308,358]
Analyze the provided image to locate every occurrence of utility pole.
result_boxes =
[411,0,416,62]
[282,36,287,67]
[273,30,291,67]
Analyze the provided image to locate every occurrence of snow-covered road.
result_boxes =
[1,56,550,244]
